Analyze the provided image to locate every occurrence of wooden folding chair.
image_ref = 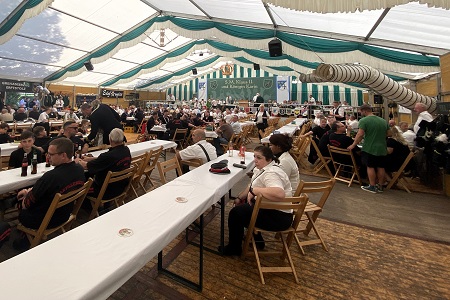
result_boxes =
[386,151,414,193]
[88,165,137,220]
[290,136,310,169]
[136,119,146,134]
[242,194,309,284]
[17,178,93,248]
[310,138,333,177]
[180,158,203,173]
[142,146,164,192]
[157,156,183,185]
[130,151,151,198]
[328,145,361,187]
[171,128,188,149]
[293,178,336,255]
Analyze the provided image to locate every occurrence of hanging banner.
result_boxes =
[207,77,276,101]
[198,79,207,101]
[276,76,290,103]
[0,79,35,92]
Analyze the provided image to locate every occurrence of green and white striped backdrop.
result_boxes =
[167,65,364,106]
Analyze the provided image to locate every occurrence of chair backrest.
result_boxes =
[294,178,335,208]
[131,151,151,182]
[95,164,138,203]
[231,132,244,149]
[157,156,182,184]
[310,138,333,177]
[328,145,356,167]
[172,128,188,143]
[245,194,309,250]
[0,155,10,171]
[147,146,163,172]
[27,178,93,246]
[180,158,203,169]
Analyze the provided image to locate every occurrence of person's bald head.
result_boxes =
[192,129,206,143]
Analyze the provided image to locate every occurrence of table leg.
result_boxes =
[158,214,204,292]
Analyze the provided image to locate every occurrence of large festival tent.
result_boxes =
[0,0,449,105]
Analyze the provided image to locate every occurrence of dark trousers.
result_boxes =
[227,203,293,250]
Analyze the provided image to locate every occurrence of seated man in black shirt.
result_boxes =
[14,138,86,250]
[9,131,43,169]
[43,121,88,155]
[0,122,13,143]
[76,128,131,201]
[328,121,361,166]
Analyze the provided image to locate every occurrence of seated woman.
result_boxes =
[269,134,300,191]
[385,126,413,178]
[220,145,293,256]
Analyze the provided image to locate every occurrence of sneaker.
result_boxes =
[376,184,384,193]
[361,185,378,193]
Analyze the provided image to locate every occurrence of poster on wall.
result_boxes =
[207,77,276,102]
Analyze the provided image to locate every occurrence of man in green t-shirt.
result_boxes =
[349,104,390,193]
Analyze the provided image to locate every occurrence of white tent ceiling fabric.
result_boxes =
[266,0,450,13]
[0,0,449,90]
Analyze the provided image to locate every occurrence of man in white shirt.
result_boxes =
[230,115,242,134]
[346,115,359,131]
[309,95,316,105]
[176,129,217,173]
[413,102,434,133]
[330,100,345,121]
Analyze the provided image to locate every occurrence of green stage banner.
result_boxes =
[207,77,276,102]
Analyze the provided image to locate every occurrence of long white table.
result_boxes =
[0,140,177,195]
[89,140,176,157]
[0,162,52,194]
[0,142,20,156]
[0,152,255,299]
[261,118,307,143]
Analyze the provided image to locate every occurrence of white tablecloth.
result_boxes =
[0,142,20,156]
[0,141,177,194]
[0,162,53,194]
[89,140,177,158]
[0,153,254,299]
[261,118,307,143]
[149,125,166,132]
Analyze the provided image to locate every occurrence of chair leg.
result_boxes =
[294,234,306,255]
[252,235,265,285]
[305,213,328,252]
[280,234,299,284]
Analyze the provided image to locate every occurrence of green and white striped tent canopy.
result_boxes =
[0,0,447,92]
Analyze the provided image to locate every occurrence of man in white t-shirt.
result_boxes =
[176,129,217,173]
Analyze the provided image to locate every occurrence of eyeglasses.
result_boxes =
[47,152,63,157]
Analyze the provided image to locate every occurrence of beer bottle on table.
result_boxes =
[77,145,82,159]
[31,152,37,174]
[21,153,28,177]
[239,146,246,164]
